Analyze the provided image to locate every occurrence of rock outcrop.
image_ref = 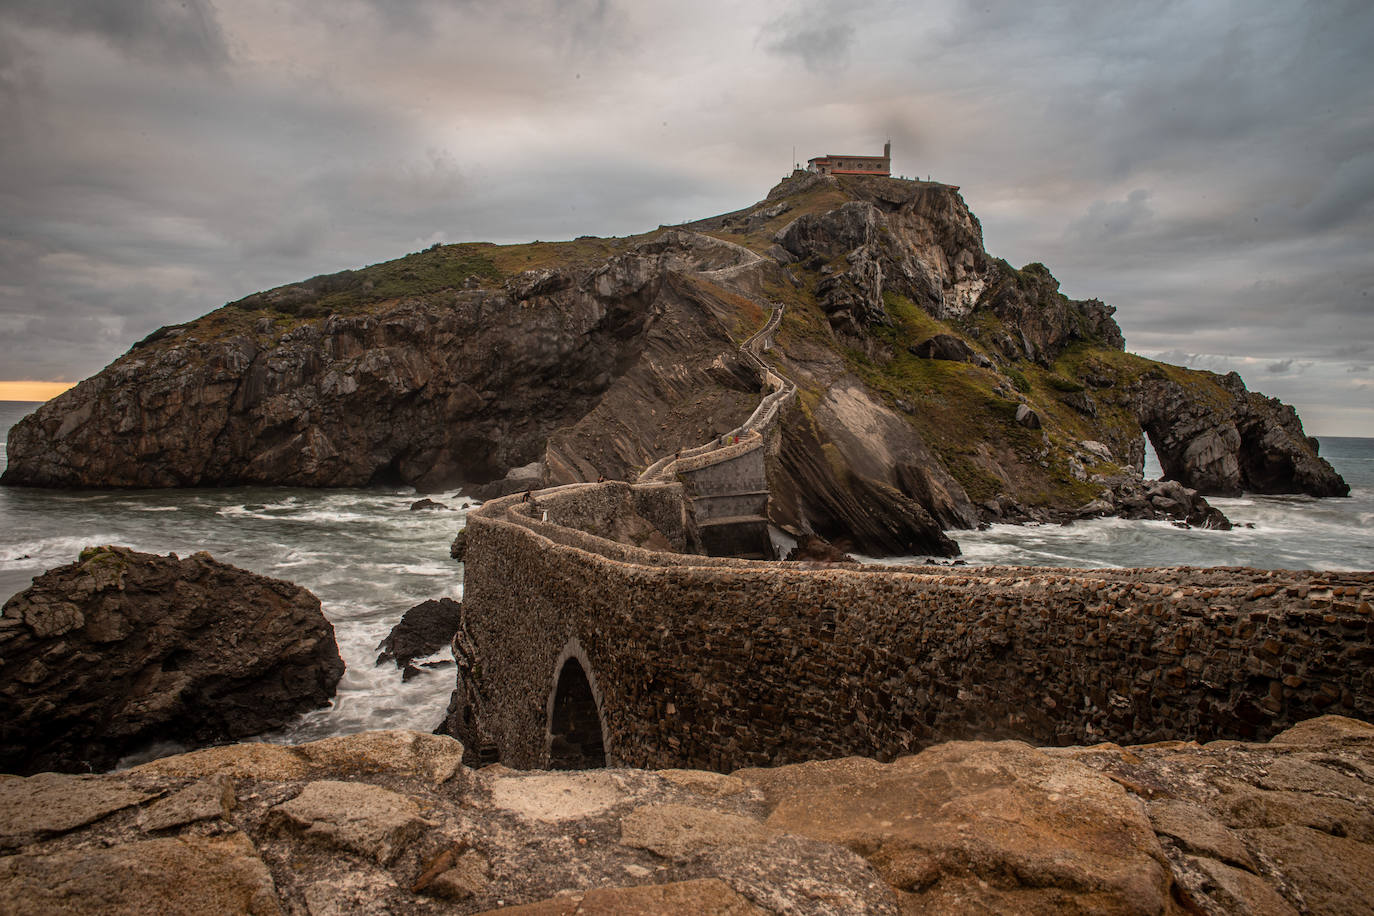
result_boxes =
[0,717,1369,913]
[0,547,344,775]
[1132,370,1350,497]
[2,173,1346,553]
[376,597,462,680]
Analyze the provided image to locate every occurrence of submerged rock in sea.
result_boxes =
[376,597,462,677]
[0,546,344,775]
[0,716,1367,913]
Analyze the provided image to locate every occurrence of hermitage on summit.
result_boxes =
[807,142,891,176]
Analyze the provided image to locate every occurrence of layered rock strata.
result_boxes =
[0,718,1369,914]
[0,546,344,775]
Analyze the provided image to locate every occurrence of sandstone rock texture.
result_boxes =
[1,174,1345,553]
[0,718,1368,914]
[0,546,344,775]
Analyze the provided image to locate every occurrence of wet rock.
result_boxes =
[0,547,343,775]
[409,498,449,511]
[376,597,462,671]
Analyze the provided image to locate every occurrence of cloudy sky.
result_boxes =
[2,0,1371,434]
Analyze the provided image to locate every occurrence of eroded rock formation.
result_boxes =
[1133,370,1350,497]
[0,546,343,775]
[0,718,1369,913]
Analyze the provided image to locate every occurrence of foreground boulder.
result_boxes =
[0,717,1367,914]
[0,546,344,775]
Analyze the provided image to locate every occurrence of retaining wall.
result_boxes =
[448,482,1374,772]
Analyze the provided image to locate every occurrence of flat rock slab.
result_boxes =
[476,877,769,915]
[134,729,465,784]
[270,780,430,866]
[620,803,776,860]
[0,772,154,848]
[141,775,236,833]
[741,739,1174,914]
[0,832,280,915]
[0,719,1367,914]
[487,771,631,823]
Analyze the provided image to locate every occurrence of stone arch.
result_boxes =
[544,638,609,769]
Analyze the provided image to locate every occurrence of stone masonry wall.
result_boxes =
[449,484,1374,772]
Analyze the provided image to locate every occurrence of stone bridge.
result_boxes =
[446,478,1374,772]
[442,305,1373,772]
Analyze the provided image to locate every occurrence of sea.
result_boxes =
[2,400,1372,747]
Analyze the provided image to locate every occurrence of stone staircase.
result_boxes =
[639,303,795,558]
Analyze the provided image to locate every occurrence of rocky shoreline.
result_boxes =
[0,717,1369,914]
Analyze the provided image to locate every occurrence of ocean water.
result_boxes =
[873,436,1374,572]
[0,401,470,747]
[2,400,1372,747]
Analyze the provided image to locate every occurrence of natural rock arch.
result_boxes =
[544,640,609,769]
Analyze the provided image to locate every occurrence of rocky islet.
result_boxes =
[0,172,1347,556]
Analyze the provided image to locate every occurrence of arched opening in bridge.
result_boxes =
[547,657,606,770]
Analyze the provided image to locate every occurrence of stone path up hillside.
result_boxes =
[638,302,795,558]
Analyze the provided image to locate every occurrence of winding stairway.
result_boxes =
[639,303,795,558]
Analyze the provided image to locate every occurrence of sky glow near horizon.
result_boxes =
[1,1,1371,434]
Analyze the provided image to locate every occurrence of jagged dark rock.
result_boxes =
[376,598,462,673]
[1132,371,1349,497]
[910,333,981,364]
[0,546,343,775]
[783,534,857,564]
[409,498,448,511]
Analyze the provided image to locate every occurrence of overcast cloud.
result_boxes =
[1,0,1371,434]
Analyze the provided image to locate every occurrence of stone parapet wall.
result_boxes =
[450,482,1374,772]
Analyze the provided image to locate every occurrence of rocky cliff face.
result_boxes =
[0,717,1369,914]
[1,173,1346,553]
[0,546,343,775]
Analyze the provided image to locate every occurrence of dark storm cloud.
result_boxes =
[0,0,226,67]
[760,1,862,72]
[0,0,1370,432]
